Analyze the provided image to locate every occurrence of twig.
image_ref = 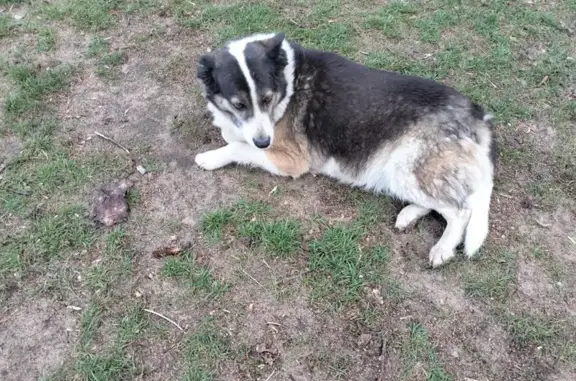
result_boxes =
[144,308,184,331]
[241,267,267,290]
[266,321,282,326]
[265,370,276,381]
[262,259,273,270]
[498,193,514,199]
[377,337,388,381]
[568,236,576,245]
[94,131,131,155]
[0,161,7,174]
[534,218,552,228]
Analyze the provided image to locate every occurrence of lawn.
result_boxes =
[0,0,575,380]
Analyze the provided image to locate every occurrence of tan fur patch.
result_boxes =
[415,138,481,205]
[265,117,311,178]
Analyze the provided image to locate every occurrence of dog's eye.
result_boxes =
[261,95,272,105]
[233,102,246,110]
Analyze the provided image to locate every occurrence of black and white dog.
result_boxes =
[195,32,497,267]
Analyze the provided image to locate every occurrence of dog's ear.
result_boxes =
[262,33,286,61]
[197,53,218,94]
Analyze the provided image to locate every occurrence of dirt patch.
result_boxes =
[0,297,78,381]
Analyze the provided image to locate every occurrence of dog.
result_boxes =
[194,32,497,267]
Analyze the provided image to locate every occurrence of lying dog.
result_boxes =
[194,32,497,267]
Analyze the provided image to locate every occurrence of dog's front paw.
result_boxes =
[195,150,229,171]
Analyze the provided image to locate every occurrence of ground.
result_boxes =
[0,0,575,380]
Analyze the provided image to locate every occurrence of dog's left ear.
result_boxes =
[262,33,286,60]
[197,53,218,94]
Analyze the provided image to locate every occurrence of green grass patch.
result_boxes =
[460,251,517,302]
[3,63,73,118]
[199,200,271,242]
[80,302,103,348]
[161,251,230,299]
[183,316,232,381]
[86,35,110,57]
[75,352,139,381]
[2,205,95,269]
[364,1,417,39]
[0,142,128,214]
[402,322,453,381]
[176,2,356,54]
[239,219,301,257]
[43,0,123,30]
[84,227,134,295]
[37,28,57,52]
[96,51,126,78]
[0,14,12,38]
[502,312,562,349]
[307,224,398,308]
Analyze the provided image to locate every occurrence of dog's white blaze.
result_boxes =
[226,33,296,147]
[274,39,295,123]
[228,34,273,146]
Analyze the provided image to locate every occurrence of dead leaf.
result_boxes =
[152,246,183,258]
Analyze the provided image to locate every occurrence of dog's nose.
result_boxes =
[253,136,271,149]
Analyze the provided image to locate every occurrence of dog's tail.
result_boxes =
[464,179,493,257]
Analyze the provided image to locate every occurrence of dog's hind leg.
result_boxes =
[395,204,431,232]
[429,207,471,268]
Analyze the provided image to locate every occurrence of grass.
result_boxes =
[3,63,73,118]
[36,28,56,52]
[0,14,12,38]
[402,322,453,381]
[460,251,517,302]
[238,219,301,257]
[307,224,398,308]
[2,0,576,380]
[84,227,134,295]
[1,205,95,277]
[183,316,232,381]
[502,312,562,349]
[161,251,230,299]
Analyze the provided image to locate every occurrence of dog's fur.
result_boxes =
[195,32,497,267]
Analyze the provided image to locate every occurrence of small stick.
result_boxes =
[266,321,282,326]
[568,236,576,245]
[265,370,276,381]
[377,337,388,381]
[534,218,552,228]
[0,161,7,174]
[94,131,131,155]
[262,259,273,270]
[241,267,266,290]
[144,308,184,331]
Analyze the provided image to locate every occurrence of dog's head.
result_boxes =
[196,33,294,149]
